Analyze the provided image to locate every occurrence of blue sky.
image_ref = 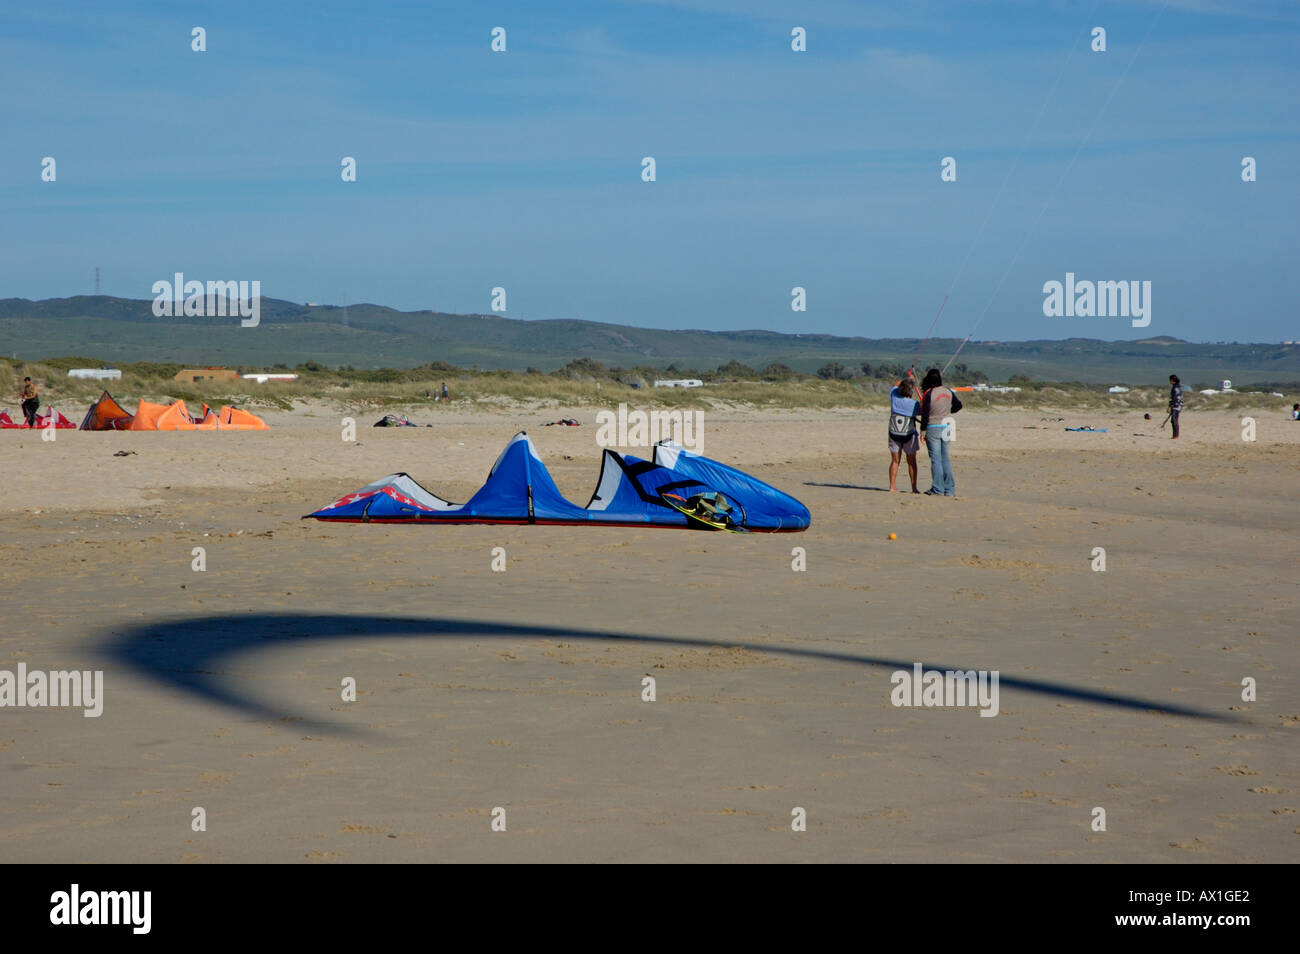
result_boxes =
[1,0,1297,343]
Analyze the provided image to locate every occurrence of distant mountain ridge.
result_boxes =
[1,296,1296,385]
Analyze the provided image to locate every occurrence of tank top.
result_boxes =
[925,387,954,426]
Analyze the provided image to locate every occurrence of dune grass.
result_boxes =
[3,356,1293,419]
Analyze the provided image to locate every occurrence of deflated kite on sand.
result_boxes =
[306,431,810,532]
[0,408,77,429]
[78,391,267,430]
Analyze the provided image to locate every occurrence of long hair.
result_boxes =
[1169,374,1180,386]
[921,368,942,391]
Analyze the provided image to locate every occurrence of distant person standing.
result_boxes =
[441,382,449,401]
[1168,374,1183,439]
[919,368,962,496]
[19,377,39,428]
[886,379,920,493]
[1291,403,1298,421]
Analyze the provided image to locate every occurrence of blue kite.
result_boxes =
[305,431,810,532]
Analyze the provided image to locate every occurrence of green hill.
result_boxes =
[1,296,1296,386]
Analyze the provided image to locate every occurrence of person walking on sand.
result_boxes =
[1168,374,1183,439]
[919,368,962,496]
[19,377,40,429]
[887,379,921,493]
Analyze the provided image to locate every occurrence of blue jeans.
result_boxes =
[925,428,955,496]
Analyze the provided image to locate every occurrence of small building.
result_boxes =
[68,368,122,380]
[173,367,241,384]
[653,379,704,388]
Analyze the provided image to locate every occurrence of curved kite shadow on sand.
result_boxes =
[98,613,1240,732]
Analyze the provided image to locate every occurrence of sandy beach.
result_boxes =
[1,403,1296,862]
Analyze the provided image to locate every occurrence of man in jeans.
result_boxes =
[919,368,961,496]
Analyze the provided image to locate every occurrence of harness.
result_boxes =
[889,382,918,440]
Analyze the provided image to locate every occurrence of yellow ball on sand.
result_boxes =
[888,532,897,540]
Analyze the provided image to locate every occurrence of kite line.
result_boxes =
[941,0,1172,375]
